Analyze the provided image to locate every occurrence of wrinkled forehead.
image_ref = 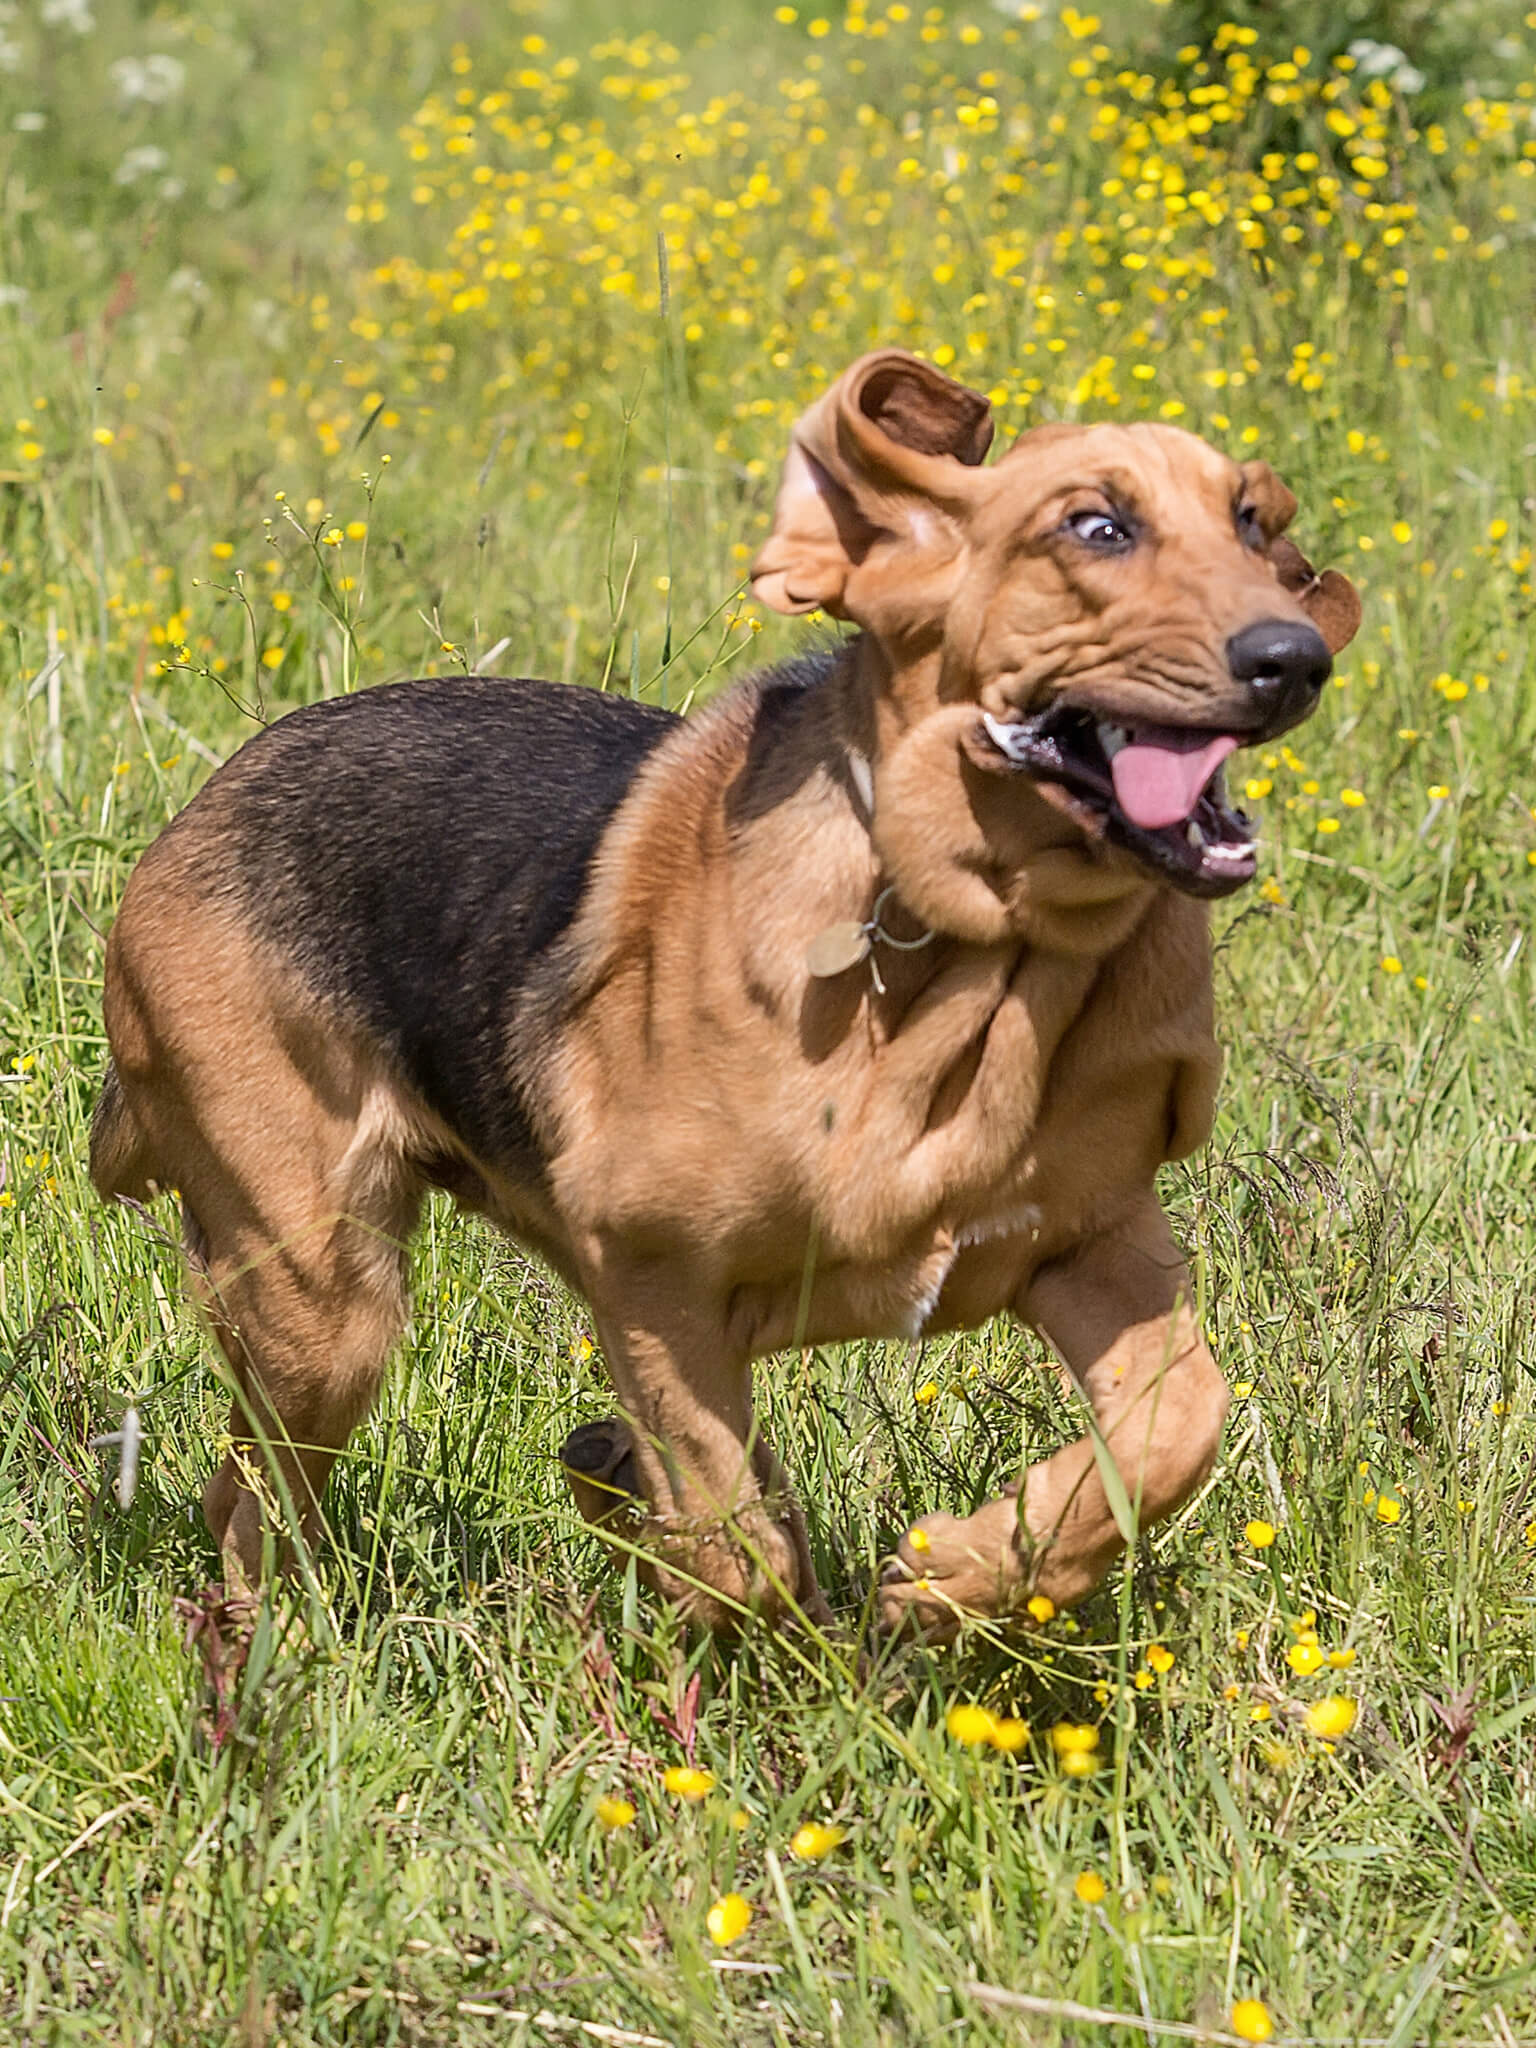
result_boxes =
[985,419,1244,524]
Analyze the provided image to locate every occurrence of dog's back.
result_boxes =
[92,676,677,1199]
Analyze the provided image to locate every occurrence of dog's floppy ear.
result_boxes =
[751,351,993,620]
[1241,458,1362,654]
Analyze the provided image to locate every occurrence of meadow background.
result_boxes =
[1,0,1535,2040]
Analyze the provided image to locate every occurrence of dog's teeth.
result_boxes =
[1096,720,1129,760]
[1186,820,1207,848]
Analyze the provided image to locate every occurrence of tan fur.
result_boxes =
[94,351,1359,1639]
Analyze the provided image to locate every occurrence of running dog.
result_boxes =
[91,350,1359,1638]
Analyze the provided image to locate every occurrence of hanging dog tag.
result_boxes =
[806,920,871,978]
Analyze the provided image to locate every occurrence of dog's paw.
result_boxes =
[876,1495,1026,1642]
[560,1416,643,1528]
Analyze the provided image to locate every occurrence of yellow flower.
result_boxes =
[1390,520,1413,543]
[789,1822,845,1861]
[1048,1721,1100,1776]
[1304,1695,1357,1739]
[1074,1871,1107,1904]
[908,1527,930,1554]
[946,1703,998,1747]
[914,1380,939,1405]
[1327,1647,1357,1669]
[1146,1644,1175,1674]
[92,426,115,447]
[211,541,235,560]
[1026,1594,1055,1623]
[1380,955,1402,975]
[1427,784,1450,801]
[1375,1495,1402,1524]
[1231,1998,1274,2042]
[1245,1519,1276,1548]
[989,1717,1030,1754]
[595,1797,636,1832]
[706,1892,752,1946]
[1288,1640,1325,1677]
[662,1766,715,1802]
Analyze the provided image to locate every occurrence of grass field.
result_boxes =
[2,1,1535,2041]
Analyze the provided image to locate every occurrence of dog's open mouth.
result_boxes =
[980,705,1258,899]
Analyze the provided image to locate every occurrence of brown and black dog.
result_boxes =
[92,351,1358,1639]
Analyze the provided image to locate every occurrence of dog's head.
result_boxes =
[751,351,1360,908]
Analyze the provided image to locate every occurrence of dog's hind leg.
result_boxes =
[560,1269,832,1634]
[102,899,423,1587]
[192,1157,420,1590]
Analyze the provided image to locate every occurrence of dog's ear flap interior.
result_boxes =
[1241,458,1361,653]
[856,354,994,466]
[1270,535,1363,653]
[751,351,993,617]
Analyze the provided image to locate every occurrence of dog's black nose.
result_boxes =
[1226,618,1332,734]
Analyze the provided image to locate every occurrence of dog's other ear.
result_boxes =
[1241,458,1362,654]
[1239,460,1298,542]
[750,351,993,619]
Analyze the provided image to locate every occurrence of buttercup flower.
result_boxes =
[946,1703,998,1747]
[789,1823,845,1861]
[706,1893,752,1945]
[1304,1695,1358,1738]
[663,1766,715,1802]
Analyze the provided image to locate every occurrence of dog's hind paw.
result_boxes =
[560,1416,643,1528]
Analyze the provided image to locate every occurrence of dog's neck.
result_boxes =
[826,636,1159,960]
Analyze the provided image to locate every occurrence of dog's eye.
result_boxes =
[1237,503,1265,549]
[1065,508,1133,552]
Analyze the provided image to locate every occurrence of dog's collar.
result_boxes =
[806,883,935,992]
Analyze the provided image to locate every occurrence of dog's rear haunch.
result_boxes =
[94,352,1359,1639]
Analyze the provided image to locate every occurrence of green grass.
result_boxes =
[2,1,1536,2041]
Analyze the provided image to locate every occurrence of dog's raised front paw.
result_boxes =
[876,1494,1029,1642]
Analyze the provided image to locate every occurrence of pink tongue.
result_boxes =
[1110,726,1239,830]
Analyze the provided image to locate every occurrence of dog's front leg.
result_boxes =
[879,1197,1228,1639]
[560,1271,832,1635]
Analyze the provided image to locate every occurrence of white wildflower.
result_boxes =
[41,0,95,31]
[110,53,185,104]
[114,144,168,185]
